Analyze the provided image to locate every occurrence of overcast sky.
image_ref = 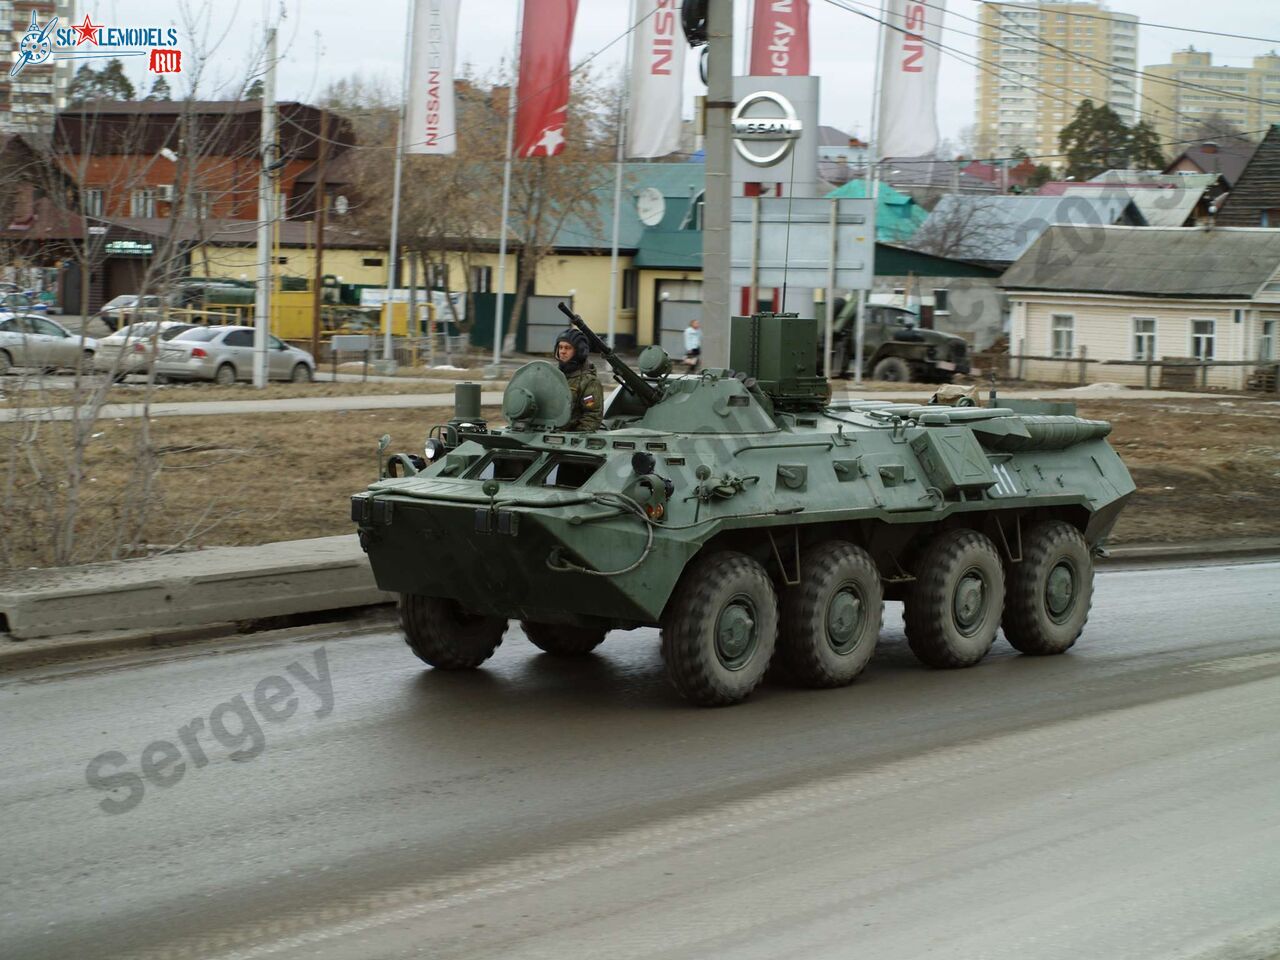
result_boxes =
[79,0,1280,154]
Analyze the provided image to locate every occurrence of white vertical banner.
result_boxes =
[405,0,460,155]
[876,0,945,159]
[626,0,685,158]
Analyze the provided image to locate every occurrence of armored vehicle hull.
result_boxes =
[355,311,1133,706]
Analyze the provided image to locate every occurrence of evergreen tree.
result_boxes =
[98,60,136,100]
[246,78,265,99]
[66,64,99,105]
[144,75,172,101]
[1128,120,1166,170]
[1057,100,1168,180]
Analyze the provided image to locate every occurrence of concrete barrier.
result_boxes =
[0,536,393,640]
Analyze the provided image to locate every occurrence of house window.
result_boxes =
[1260,320,1276,361]
[933,288,949,313]
[470,265,493,293]
[1051,313,1074,359]
[193,192,213,218]
[1132,317,1156,361]
[130,189,156,217]
[426,263,449,290]
[362,257,384,268]
[622,268,639,310]
[1191,319,1215,360]
[83,189,104,216]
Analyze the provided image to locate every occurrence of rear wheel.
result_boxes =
[77,350,94,373]
[521,621,607,656]
[0,350,11,376]
[400,594,505,669]
[778,541,882,688]
[214,363,236,386]
[905,529,1005,669]
[661,551,777,707]
[873,356,911,382]
[1002,521,1093,655]
[290,363,312,383]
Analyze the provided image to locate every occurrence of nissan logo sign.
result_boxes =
[731,90,802,167]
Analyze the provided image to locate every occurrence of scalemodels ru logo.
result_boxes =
[9,10,182,79]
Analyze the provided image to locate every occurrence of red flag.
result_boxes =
[749,0,810,76]
[514,0,578,157]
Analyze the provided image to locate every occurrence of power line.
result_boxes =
[974,1,1280,46]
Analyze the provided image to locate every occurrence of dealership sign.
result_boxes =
[731,90,802,167]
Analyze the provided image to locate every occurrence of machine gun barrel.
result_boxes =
[557,301,661,407]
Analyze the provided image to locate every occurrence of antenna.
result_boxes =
[779,146,798,311]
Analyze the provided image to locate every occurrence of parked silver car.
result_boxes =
[0,314,97,375]
[93,321,197,378]
[94,294,165,333]
[156,325,315,384]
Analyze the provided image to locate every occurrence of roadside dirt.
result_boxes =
[2,396,1276,571]
[0,379,463,408]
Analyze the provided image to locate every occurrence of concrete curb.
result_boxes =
[1,535,1277,671]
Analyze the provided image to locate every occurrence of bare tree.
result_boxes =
[908,198,1015,260]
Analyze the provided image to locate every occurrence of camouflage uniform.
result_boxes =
[565,363,604,432]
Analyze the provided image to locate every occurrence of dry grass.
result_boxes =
[0,378,473,408]
[3,396,1276,571]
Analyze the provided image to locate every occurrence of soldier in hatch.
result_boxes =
[554,327,604,431]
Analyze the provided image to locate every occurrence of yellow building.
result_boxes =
[1141,49,1280,146]
[975,1,1139,162]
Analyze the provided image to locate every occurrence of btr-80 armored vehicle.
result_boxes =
[353,306,1133,707]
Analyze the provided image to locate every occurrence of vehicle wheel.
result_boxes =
[290,363,313,383]
[905,529,1005,669]
[521,621,607,656]
[778,540,882,688]
[214,363,236,386]
[400,594,505,669]
[872,356,911,382]
[1002,521,1093,655]
[661,551,778,707]
[0,350,10,376]
[77,350,94,373]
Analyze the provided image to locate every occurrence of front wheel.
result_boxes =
[872,356,911,382]
[661,551,778,707]
[400,594,506,669]
[290,363,312,383]
[778,541,882,687]
[1002,521,1093,655]
[905,529,1005,669]
[521,621,607,656]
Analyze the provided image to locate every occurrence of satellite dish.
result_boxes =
[636,187,666,227]
[334,195,349,216]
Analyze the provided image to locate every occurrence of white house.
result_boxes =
[1001,225,1280,390]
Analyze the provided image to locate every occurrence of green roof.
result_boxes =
[554,162,705,251]
[633,229,702,269]
[825,179,928,244]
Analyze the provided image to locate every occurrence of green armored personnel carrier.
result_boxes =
[353,307,1133,707]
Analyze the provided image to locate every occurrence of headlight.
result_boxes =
[424,438,447,462]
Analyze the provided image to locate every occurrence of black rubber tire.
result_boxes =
[521,621,607,656]
[400,594,505,669]
[290,363,312,383]
[0,350,11,376]
[778,541,882,688]
[905,529,1006,669]
[873,356,911,382]
[78,350,95,373]
[661,551,778,707]
[1002,521,1093,655]
[214,363,237,386]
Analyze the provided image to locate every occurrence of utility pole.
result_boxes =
[254,26,278,390]
[310,108,328,362]
[700,0,733,368]
[385,0,416,367]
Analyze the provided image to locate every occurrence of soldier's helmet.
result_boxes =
[554,327,590,374]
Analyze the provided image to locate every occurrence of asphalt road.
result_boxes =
[3,559,1279,960]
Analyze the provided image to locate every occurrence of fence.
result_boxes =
[989,345,1280,393]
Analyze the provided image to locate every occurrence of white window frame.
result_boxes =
[1260,319,1276,361]
[1050,313,1074,359]
[1190,318,1216,361]
[470,265,493,293]
[130,189,156,218]
[1132,316,1157,361]
[83,188,104,217]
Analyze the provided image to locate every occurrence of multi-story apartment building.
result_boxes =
[1,0,75,134]
[975,1,1139,162]
[1141,49,1280,146]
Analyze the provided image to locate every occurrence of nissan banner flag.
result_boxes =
[876,0,945,159]
[406,0,460,155]
[749,0,810,76]
[626,0,685,158]
[515,0,579,157]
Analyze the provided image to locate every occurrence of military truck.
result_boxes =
[353,307,1132,707]
[827,300,971,382]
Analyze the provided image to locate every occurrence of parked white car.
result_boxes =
[156,325,315,384]
[0,314,97,375]
[93,321,197,378]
